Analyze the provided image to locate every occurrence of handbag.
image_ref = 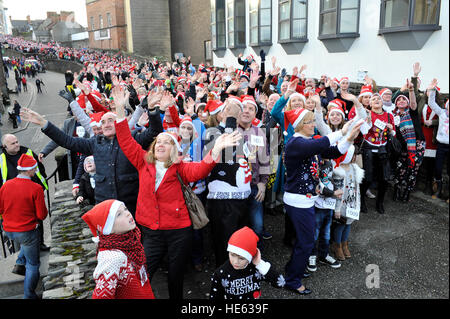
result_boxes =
[176,172,209,230]
[386,114,402,157]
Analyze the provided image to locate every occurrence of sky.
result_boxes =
[3,0,88,27]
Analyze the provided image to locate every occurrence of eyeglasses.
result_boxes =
[303,120,316,125]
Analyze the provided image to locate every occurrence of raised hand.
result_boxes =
[59,89,74,103]
[270,66,281,77]
[160,91,175,111]
[299,64,307,74]
[346,120,365,142]
[137,112,149,127]
[20,108,47,127]
[427,78,438,91]
[147,90,163,109]
[211,130,243,160]
[341,91,357,102]
[413,62,421,77]
[111,86,130,118]
[251,248,261,266]
[184,97,196,116]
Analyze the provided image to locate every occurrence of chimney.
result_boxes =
[60,11,75,23]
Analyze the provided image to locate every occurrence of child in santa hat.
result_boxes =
[82,199,155,299]
[209,226,285,300]
[75,156,96,206]
[331,145,365,261]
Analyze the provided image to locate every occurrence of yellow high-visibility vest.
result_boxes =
[0,149,48,190]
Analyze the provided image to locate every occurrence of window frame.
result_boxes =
[278,0,309,44]
[212,0,226,50]
[99,14,104,29]
[249,0,273,47]
[318,0,361,40]
[227,0,247,49]
[106,12,112,27]
[378,0,442,34]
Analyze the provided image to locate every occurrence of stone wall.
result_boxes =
[41,180,96,299]
[4,48,84,74]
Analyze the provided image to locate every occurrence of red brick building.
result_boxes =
[86,0,127,51]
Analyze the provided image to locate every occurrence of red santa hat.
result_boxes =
[236,69,250,81]
[16,154,37,171]
[394,93,410,106]
[340,77,349,83]
[283,107,309,136]
[379,88,392,98]
[205,99,224,115]
[81,199,125,238]
[332,78,340,86]
[177,76,186,84]
[227,226,259,263]
[241,95,258,113]
[227,95,244,112]
[333,144,356,168]
[288,92,306,105]
[327,99,346,118]
[159,131,182,152]
[89,112,104,128]
[252,118,263,128]
[179,116,198,139]
[359,85,373,97]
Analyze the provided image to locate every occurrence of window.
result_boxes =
[99,15,104,29]
[278,0,308,43]
[227,0,246,48]
[249,0,272,46]
[107,12,112,27]
[211,0,226,50]
[205,40,212,60]
[319,0,360,38]
[380,0,441,32]
[90,16,95,30]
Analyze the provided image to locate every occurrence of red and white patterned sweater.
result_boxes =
[92,249,155,299]
[363,111,396,147]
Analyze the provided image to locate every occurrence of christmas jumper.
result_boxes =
[283,132,351,208]
[209,260,285,300]
[363,111,396,147]
[92,249,155,299]
[0,176,48,232]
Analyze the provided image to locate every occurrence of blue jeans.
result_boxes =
[284,204,315,290]
[5,228,41,299]
[249,185,264,248]
[312,207,333,259]
[333,224,352,244]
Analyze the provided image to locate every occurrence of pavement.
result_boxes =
[0,70,68,298]
[0,69,448,300]
[150,189,449,300]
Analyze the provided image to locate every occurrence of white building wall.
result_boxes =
[212,0,449,92]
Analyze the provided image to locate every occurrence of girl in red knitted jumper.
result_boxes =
[82,199,155,299]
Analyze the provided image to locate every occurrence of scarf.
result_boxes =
[97,227,146,268]
[395,108,416,154]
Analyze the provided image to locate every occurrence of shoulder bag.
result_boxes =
[176,172,209,230]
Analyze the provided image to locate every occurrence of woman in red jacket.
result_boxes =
[112,87,241,299]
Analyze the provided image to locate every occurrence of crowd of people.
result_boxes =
[0,35,448,299]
